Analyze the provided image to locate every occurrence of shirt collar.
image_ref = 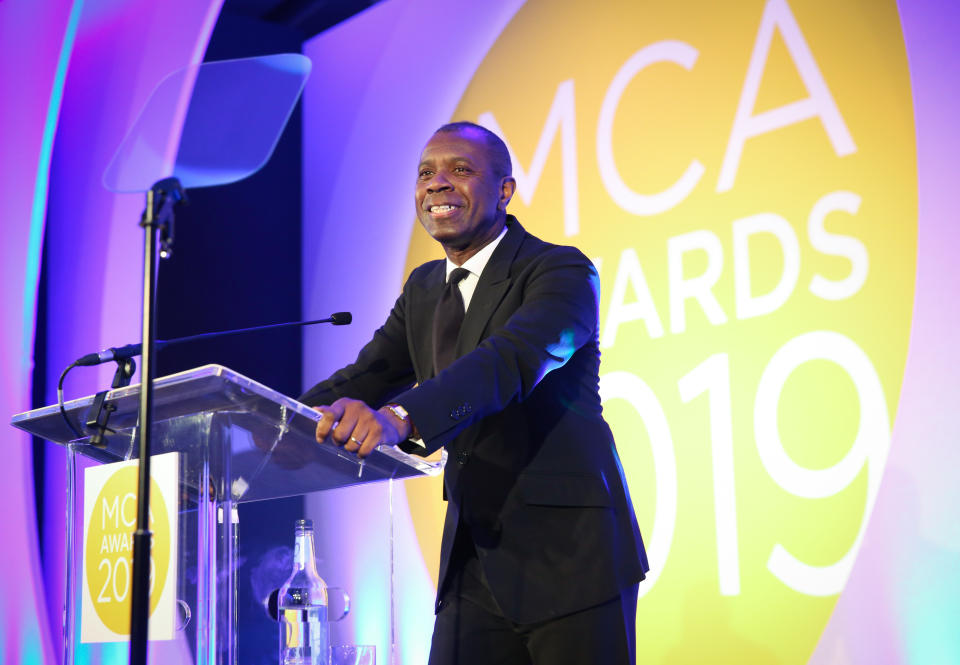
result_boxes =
[445,224,508,281]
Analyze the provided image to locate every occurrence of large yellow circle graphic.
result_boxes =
[85,466,171,635]
[404,0,916,661]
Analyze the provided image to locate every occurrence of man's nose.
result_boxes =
[426,172,453,193]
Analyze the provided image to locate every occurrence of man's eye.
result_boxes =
[418,170,432,179]
[454,166,470,174]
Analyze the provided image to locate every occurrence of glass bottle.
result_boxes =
[279,519,330,665]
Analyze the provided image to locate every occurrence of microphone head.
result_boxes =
[330,312,352,326]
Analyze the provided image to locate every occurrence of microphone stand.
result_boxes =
[57,314,352,443]
[85,358,136,448]
[130,177,184,665]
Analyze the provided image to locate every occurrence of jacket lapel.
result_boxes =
[409,260,447,381]
[456,217,526,358]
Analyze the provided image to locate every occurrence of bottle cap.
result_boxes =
[295,518,313,530]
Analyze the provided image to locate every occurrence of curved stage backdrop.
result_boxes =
[1,0,957,663]
[301,1,957,664]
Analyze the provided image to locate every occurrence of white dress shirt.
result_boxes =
[444,224,508,311]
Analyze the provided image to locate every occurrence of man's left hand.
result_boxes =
[313,397,411,458]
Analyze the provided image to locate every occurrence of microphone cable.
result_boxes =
[58,362,84,440]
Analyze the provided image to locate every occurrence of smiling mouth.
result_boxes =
[428,205,460,216]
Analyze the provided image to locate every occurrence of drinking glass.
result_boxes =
[330,644,375,665]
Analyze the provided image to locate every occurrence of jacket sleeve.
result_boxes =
[298,285,417,409]
[393,246,600,454]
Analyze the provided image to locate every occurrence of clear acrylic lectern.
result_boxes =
[12,365,441,665]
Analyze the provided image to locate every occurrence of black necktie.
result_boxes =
[432,267,471,375]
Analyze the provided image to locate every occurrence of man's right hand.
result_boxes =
[313,397,411,458]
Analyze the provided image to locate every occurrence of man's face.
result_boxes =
[415,128,515,259]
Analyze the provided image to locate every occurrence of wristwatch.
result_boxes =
[384,403,416,438]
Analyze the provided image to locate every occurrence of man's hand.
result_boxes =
[313,397,412,458]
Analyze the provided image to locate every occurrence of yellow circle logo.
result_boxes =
[84,466,171,635]
[404,0,916,661]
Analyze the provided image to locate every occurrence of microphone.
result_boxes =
[72,312,353,367]
[75,343,142,367]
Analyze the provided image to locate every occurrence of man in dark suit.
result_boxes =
[300,122,647,664]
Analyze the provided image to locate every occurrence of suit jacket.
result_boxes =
[300,216,648,623]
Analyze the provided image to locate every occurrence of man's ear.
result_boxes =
[499,176,517,210]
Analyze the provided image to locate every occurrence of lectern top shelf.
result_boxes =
[11,364,442,502]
